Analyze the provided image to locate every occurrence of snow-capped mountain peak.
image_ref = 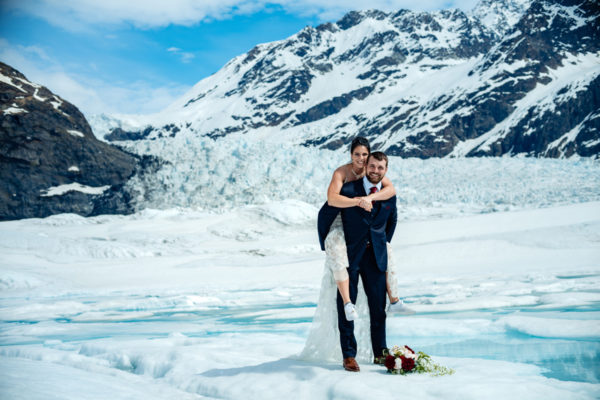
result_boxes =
[471,0,532,35]
[91,0,599,160]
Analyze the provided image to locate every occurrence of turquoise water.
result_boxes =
[387,308,600,383]
[1,295,598,384]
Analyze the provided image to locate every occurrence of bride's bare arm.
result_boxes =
[326,167,362,208]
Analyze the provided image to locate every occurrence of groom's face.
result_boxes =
[366,157,387,184]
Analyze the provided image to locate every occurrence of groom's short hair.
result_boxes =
[368,151,388,167]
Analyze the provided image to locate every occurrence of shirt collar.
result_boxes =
[363,175,382,194]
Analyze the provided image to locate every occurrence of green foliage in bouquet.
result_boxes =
[412,352,455,376]
[383,346,454,376]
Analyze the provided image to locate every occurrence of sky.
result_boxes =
[0,0,479,117]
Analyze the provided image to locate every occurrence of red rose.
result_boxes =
[400,356,415,371]
[404,345,415,354]
[385,355,397,370]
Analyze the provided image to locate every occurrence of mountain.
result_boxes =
[0,62,157,220]
[92,0,599,159]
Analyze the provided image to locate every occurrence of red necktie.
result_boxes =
[370,186,378,205]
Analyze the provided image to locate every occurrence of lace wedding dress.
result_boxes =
[300,215,398,364]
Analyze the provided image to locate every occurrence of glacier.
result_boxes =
[115,134,600,216]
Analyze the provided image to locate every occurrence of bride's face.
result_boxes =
[351,145,369,171]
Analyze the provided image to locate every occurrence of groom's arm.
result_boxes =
[385,197,398,242]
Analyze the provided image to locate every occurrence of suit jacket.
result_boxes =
[317,179,397,272]
[340,180,397,272]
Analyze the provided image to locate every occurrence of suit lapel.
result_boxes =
[371,198,383,219]
[356,179,367,197]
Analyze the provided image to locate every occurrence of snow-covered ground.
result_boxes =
[1,156,599,399]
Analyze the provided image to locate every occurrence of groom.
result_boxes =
[337,151,397,372]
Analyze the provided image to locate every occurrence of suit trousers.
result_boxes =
[336,246,387,359]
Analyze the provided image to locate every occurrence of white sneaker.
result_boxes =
[344,302,358,321]
[388,300,415,315]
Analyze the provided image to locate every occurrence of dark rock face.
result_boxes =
[264,69,314,103]
[105,126,155,141]
[294,86,375,125]
[0,62,144,220]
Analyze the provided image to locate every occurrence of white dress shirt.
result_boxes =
[362,175,382,195]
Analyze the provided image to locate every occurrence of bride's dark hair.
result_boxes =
[350,137,370,153]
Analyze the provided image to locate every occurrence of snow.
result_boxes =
[472,0,531,35]
[3,105,28,115]
[1,155,600,398]
[32,88,46,102]
[49,96,69,118]
[0,73,28,93]
[501,316,600,339]
[583,139,600,148]
[40,183,110,197]
[67,129,85,138]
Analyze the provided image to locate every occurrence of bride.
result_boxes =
[301,137,413,364]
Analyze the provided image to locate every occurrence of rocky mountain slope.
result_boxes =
[0,62,154,220]
[92,0,599,159]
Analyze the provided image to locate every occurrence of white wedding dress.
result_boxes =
[300,215,398,364]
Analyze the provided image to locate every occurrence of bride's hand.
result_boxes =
[357,197,373,212]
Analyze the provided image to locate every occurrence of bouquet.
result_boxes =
[384,345,454,376]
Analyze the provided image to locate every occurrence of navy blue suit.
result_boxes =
[317,179,398,359]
